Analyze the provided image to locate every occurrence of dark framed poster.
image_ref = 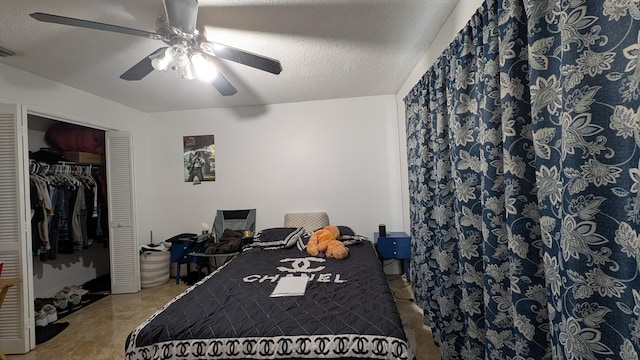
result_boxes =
[183,134,215,183]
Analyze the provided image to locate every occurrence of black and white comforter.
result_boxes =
[125,240,414,359]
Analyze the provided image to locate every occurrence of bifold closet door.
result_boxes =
[106,131,140,294]
[0,104,35,353]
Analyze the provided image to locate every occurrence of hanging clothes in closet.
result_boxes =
[29,160,108,261]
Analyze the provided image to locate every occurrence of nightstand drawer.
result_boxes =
[390,245,411,258]
[375,232,411,260]
[377,241,410,259]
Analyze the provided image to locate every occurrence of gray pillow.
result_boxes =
[252,227,305,249]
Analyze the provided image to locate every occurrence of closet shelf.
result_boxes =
[62,151,103,165]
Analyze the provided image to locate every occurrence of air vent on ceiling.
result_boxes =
[0,46,16,57]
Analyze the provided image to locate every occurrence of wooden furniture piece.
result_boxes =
[0,278,21,360]
[375,231,411,282]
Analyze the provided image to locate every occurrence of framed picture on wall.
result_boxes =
[183,134,215,183]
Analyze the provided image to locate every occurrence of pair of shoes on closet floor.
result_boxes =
[53,297,69,314]
[34,297,55,312]
[35,304,57,327]
[54,285,89,310]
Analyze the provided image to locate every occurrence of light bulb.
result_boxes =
[191,52,218,81]
[177,61,196,80]
[150,47,175,71]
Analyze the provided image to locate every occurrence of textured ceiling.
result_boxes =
[0,0,460,113]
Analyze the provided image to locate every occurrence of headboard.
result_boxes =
[283,212,330,232]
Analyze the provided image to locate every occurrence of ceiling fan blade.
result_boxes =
[0,45,15,57]
[200,41,282,75]
[163,0,198,35]
[30,12,161,40]
[212,71,237,96]
[120,48,166,81]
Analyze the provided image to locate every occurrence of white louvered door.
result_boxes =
[0,104,34,354]
[106,131,140,294]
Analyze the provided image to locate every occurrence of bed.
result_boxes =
[125,226,414,360]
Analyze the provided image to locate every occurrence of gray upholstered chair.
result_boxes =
[213,209,256,240]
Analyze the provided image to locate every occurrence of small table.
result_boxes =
[188,235,251,275]
[188,252,240,274]
[375,232,411,282]
[0,278,21,360]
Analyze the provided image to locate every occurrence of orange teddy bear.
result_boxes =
[306,225,350,259]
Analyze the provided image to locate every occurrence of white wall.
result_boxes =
[395,0,485,230]
[148,95,405,242]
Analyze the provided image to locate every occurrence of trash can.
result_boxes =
[140,250,170,288]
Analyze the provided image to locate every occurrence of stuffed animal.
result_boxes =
[307,225,349,259]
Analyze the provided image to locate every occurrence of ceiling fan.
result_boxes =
[30,0,283,96]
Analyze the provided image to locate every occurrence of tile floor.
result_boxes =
[7,275,440,360]
[386,275,441,360]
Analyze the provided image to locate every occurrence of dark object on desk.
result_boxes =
[204,229,243,254]
[379,224,387,237]
[166,233,198,243]
[241,235,254,245]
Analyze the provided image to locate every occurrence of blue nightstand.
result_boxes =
[375,231,411,282]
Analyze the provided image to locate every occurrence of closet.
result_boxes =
[0,104,139,355]
[27,114,110,302]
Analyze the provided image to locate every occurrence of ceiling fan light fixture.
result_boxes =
[191,52,218,81]
[150,47,175,71]
[176,59,196,80]
[30,0,281,96]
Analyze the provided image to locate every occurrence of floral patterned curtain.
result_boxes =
[404,0,640,359]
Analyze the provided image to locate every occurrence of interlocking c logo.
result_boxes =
[277,257,326,273]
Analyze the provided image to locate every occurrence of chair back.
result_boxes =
[213,209,256,240]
